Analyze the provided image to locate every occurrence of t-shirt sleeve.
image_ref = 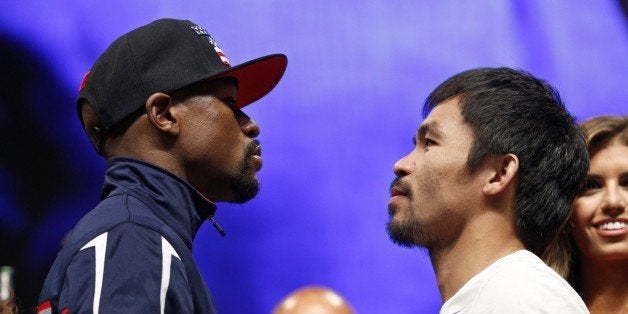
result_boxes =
[57,223,193,313]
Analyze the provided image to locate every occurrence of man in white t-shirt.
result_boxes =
[387,67,589,313]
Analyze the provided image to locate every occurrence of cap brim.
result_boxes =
[214,54,287,109]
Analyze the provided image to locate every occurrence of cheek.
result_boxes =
[188,110,239,145]
[411,167,443,208]
[188,121,219,147]
[181,117,226,161]
[571,197,598,250]
[571,198,595,228]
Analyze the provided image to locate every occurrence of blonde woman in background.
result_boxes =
[569,115,628,313]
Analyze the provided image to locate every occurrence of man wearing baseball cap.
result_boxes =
[38,18,287,313]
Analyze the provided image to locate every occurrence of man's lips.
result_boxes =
[251,144,262,172]
[388,185,409,209]
[390,186,407,197]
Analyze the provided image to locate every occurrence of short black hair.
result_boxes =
[424,67,589,256]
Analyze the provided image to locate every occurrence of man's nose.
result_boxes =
[393,154,414,177]
[241,118,260,138]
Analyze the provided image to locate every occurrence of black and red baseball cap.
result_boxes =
[78,18,287,135]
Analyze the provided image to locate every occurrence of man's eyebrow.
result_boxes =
[413,121,443,145]
[417,121,444,139]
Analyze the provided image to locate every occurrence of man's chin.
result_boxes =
[386,221,416,248]
[229,177,259,204]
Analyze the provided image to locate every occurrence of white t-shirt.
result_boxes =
[440,250,588,314]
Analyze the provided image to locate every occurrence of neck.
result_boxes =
[578,257,628,314]
[429,210,525,302]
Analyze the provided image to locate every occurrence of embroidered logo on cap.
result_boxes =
[79,71,90,91]
[190,25,231,66]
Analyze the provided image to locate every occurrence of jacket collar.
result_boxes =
[101,157,217,247]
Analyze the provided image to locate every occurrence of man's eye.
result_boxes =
[224,99,237,110]
[425,139,435,147]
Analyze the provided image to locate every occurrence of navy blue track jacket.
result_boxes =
[38,158,218,313]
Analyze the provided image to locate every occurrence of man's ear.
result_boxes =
[145,93,179,136]
[483,153,519,196]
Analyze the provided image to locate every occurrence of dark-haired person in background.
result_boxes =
[568,115,627,313]
[387,67,589,313]
[38,18,287,313]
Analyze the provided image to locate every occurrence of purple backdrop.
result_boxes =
[0,1,626,312]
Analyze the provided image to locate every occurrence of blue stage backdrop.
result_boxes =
[0,1,626,312]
